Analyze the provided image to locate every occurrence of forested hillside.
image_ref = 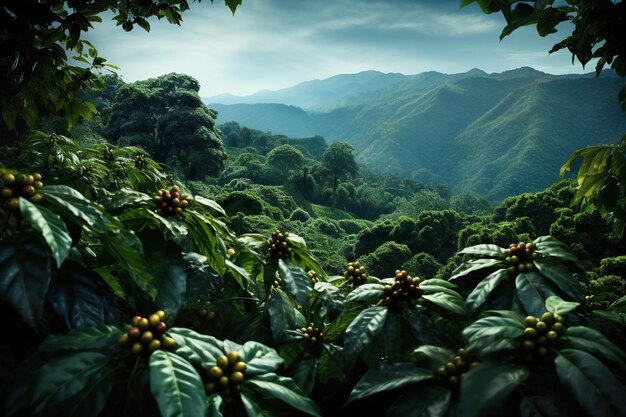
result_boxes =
[211,69,626,199]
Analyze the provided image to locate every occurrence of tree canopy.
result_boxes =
[105,73,226,179]
[322,141,358,206]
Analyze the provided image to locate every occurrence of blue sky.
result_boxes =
[84,0,592,96]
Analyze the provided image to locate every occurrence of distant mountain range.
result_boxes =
[204,67,626,199]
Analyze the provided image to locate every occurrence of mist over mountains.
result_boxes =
[205,67,626,200]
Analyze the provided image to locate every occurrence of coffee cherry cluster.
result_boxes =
[344,261,367,286]
[383,270,424,311]
[435,348,479,387]
[272,271,283,289]
[134,154,146,168]
[267,229,290,260]
[153,185,189,220]
[103,145,114,163]
[300,322,324,353]
[178,300,215,328]
[118,311,176,355]
[504,242,538,276]
[521,312,565,362]
[0,170,44,211]
[307,270,320,285]
[204,351,247,395]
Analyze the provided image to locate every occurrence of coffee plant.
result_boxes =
[0,133,624,417]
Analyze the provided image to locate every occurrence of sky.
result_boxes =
[84,0,593,97]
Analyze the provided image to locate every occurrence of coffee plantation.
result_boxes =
[1,135,623,417]
[1,1,625,416]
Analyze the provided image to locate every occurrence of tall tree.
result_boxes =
[322,141,358,206]
[106,73,226,179]
[267,144,305,174]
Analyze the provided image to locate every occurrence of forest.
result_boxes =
[0,1,625,417]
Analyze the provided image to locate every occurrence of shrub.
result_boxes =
[289,208,311,222]
[358,241,412,278]
[402,252,442,278]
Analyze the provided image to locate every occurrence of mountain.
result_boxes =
[207,68,626,200]
[204,70,409,111]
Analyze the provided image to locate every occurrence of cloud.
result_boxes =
[83,0,589,96]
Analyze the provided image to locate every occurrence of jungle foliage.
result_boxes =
[0,1,625,417]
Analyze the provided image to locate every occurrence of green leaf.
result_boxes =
[463,315,524,353]
[314,281,345,314]
[285,233,325,278]
[122,208,189,244]
[533,260,583,301]
[247,373,321,417]
[168,328,224,367]
[99,188,152,211]
[466,269,508,315]
[419,282,460,297]
[102,227,156,299]
[515,272,556,317]
[267,288,296,343]
[407,310,446,346]
[184,252,222,302]
[343,306,388,364]
[193,195,226,216]
[419,278,457,289]
[386,384,451,417]
[450,258,502,280]
[207,393,223,417]
[94,267,126,299]
[412,345,454,369]
[592,309,626,324]
[225,0,243,14]
[20,198,71,268]
[318,344,345,384]
[31,351,113,417]
[562,327,626,372]
[41,185,105,228]
[47,261,118,329]
[347,362,434,403]
[0,234,52,327]
[240,340,284,376]
[185,210,227,275]
[422,292,466,315]
[555,349,626,417]
[534,236,581,267]
[459,244,504,257]
[520,395,569,417]
[324,307,359,341]
[279,259,312,314]
[225,258,255,288]
[458,362,529,417]
[149,350,207,417]
[37,325,122,354]
[288,357,318,395]
[545,295,580,315]
[346,283,385,303]
[241,393,272,417]
[135,17,151,31]
[154,251,187,319]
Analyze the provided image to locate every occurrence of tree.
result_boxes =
[461,0,626,236]
[105,73,226,179]
[0,0,241,134]
[267,144,305,175]
[321,141,358,206]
